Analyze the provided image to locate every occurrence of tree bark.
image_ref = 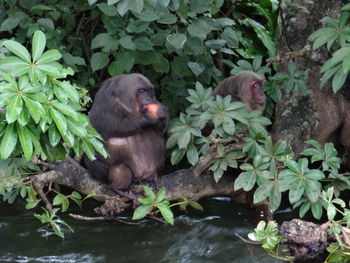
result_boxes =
[272,0,346,156]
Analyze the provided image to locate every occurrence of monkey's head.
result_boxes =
[247,77,265,104]
[214,71,266,112]
[112,74,157,112]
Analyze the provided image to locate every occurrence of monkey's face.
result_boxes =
[249,79,265,105]
[135,85,156,111]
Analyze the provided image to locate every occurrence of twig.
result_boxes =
[32,172,56,210]
[148,214,167,224]
[225,3,236,17]
[192,142,243,177]
[209,134,233,144]
[266,47,311,66]
[32,159,56,169]
[235,233,260,245]
[69,213,146,225]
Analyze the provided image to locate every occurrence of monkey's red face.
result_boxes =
[249,80,265,104]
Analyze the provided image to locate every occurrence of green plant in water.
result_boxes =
[34,208,74,238]
[132,186,203,225]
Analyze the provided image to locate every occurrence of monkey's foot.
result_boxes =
[113,189,140,208]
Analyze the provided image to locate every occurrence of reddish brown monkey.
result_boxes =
[213,71,266,111]
[84,74,168,191]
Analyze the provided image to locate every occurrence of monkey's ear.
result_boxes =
[258,73,266,81]
[108,75,123,95]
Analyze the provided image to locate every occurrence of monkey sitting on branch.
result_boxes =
[84,74,169,191]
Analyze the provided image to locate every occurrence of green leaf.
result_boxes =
[170,148,186,165]
[167,33,187,49]
[132,204,153,220]
[158,12,177,24]
[119,36,136,50]
[90,52,109,72]
[154,188,166,203]
[0,124,17,159]
[254,183,272,203]
[67,119,87,137]
[91,33,118,52]
[289,187,304,204]
[188,200,204,211]
[129,0,144,13]
[50,100,78,120]
[97,3,119,16]
[184,37,204,55]
[138,197,153,205]
[187,62,205,76]
[0,57,29,76]
[6,95,23,124]
[81,140,94,159]
[178,131,191,149]
[36,63,62,77]
[187,19,210,40]
[311,201,323,220]
[234,172,257,191]
[0,15,23,32]
[222,117,235,134]
[205,39,226,50]
[48,124,61,146]
[158,203,174,225]
[23,97,44,123]
[32,30,46,62]
[135,36,153,51]
[332,68,348,93]
[143,185,155,199]
[17,124,33,160]
[327,203,336,221]
[3,40,31,63]
[36,50,62,64]
[117,0,129,16]
[50,107,67,135]
[187,143,199,166]
[299,201,311,218]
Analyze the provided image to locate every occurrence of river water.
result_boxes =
[0,198,281,263]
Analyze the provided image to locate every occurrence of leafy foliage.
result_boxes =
[133,186,203,225]
[34,208,74,238]
[0,31,107,163]
[308,6,350,92]
[0,0,279,116]
[133,186,175,225]
[248,221,292,261]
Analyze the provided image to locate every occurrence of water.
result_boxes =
[0,198,281,263]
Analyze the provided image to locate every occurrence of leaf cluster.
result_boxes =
[0,31,107,162]
[132,186,174,225]
[308,4,350,92]
[0,0,278,116]
[248,220,292,261]
[34,208,74,238]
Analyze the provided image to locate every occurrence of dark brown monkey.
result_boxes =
[84,74,168,190]
[213,71,266,111]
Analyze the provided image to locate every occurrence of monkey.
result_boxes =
[84,73,168,191]
[212,71,266,112]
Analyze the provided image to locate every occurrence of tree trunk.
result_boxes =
[272,0,346,157]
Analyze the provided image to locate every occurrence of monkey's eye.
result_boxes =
[253,84,259,89]
[139,88,146,93]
